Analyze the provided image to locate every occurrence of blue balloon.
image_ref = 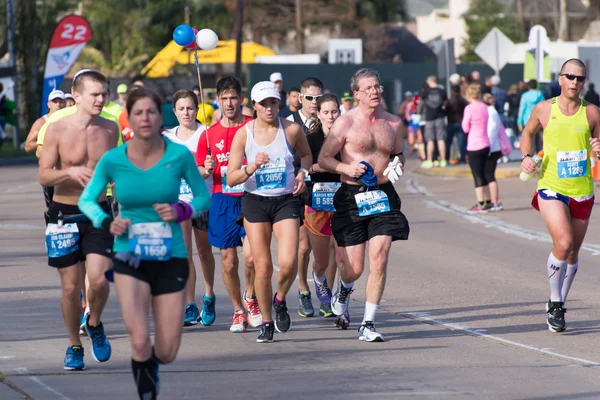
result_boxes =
[173,24,195,47]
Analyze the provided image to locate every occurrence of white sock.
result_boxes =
[244,290,254,302]
[84,306,90,314]
[362,302,378,324]
[547,252,567,302]
[561,262,579,305]
[314,273,326,284]
[340,279,354,289]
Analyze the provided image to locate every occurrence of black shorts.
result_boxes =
[42,186,54,208]
[191,211,209,231]
[331,182,410,247]
[241,192,301,224]
[112,257,189,296]
[46,202,114,269]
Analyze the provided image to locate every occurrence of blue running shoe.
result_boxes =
[64,346,85,371]
[200,294,216,326]
[85,318,112,362]
[183,303,201,326]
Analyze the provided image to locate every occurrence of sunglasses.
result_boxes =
[303,94,323,101]
[560,74,586,83]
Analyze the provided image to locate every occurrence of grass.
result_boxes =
[0,141,33,158]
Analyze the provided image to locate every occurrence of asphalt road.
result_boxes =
[1,163,599,400]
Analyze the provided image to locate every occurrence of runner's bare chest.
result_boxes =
[346,119,395,155]
[59,125,114,169]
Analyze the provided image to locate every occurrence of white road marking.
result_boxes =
[0,224,45,231]
[14,367,73,400]
[402,313,600,367]
[425,199,600,256]
[0,356,15,359]
[406,178,432,197]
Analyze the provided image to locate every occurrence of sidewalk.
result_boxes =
[413,161,522,179]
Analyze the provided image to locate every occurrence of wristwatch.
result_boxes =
[521,153,532,161]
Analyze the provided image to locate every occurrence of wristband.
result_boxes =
[101,217,113,232]
[521,153,532,161]
[243,166,253,176]
[174,201,194,223]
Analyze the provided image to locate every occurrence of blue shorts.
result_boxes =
[208,193,246,249]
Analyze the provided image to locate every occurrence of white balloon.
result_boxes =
[196,29,219,50]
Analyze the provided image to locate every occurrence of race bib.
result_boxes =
[46,223,80,258]
[557,150,587,179]
[179,179,192,196]
[256,159,286,190]
[312,182,340,212]
[355,190,390,217]
[128,222,172,261]
[221,166,245,194]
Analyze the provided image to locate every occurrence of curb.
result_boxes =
[0,157,38,166]
[413,166,521,179]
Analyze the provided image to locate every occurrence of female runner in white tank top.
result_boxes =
[227,81,312,343]
[162,90,216,327]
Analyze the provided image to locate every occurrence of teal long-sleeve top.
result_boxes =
[79,138,211,258]
[517,89,545,128]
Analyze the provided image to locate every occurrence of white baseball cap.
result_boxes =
[65,93,74,100]
[48,89,66,101]
[490,75,501,85]
[251,81,281,103]
[269,72,283,83]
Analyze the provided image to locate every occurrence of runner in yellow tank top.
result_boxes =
[520,58,600,334]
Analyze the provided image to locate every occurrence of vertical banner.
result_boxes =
[41,15,92,115]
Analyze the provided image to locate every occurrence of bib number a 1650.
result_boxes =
[128,222,173,261]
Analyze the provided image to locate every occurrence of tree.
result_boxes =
[461,0,521,63]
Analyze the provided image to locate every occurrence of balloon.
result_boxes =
[173,24,195,47]
[184,28,199,50]
[196,29,219,50]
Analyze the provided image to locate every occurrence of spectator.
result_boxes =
[505,84,521,141]
[462,84,492,213]
[489,75,507,117]
[421,75,448,168]
[483,93,506,211]
[340,92,355,115]
[584,82,600,106]
[518,79,545,152]
[270,72,287,110]
[445,85,468,163]
[279,87,301,118]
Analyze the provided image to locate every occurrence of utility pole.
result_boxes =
[295,0,304,53]
[234,0,244,80]
[558,0,569,41]
[7,0,18,147]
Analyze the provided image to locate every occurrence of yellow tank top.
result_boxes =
[537,98,593,197]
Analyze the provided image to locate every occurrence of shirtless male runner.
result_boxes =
[24,90,66,153]
[319,68,410,342]
[38,69,119,370]
[521,58,600,333]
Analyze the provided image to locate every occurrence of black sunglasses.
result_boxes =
[560,73,586,83]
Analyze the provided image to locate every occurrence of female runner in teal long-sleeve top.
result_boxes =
[78,88,210,400]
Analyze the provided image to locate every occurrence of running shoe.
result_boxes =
[243,294,263,328]
[298,290,314,317]
[79,309,90,335]
[331,280,354,316]
[229,311,248,333]
[421,160,433,169]
[439,160,448,168]
[334,310,350,330]
[64,346,85,371]
[274,296,292,333]
[313,272,334,317]
[491,202,504,211]
[257,322,275,343]
[85,318,111,362]
[546,301,567,333]
[469,203,491,213]
[200,294,216,326]
[433,160,440,167]
[358,321,384,342]
[183,303,201,326]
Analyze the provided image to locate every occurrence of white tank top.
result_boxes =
[162,124,213,202]
[244,118,295,196]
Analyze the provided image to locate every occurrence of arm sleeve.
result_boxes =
[78,155,112,228]
[196,131,208,166]
[182,150,211,215]
[461,105,472,133]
